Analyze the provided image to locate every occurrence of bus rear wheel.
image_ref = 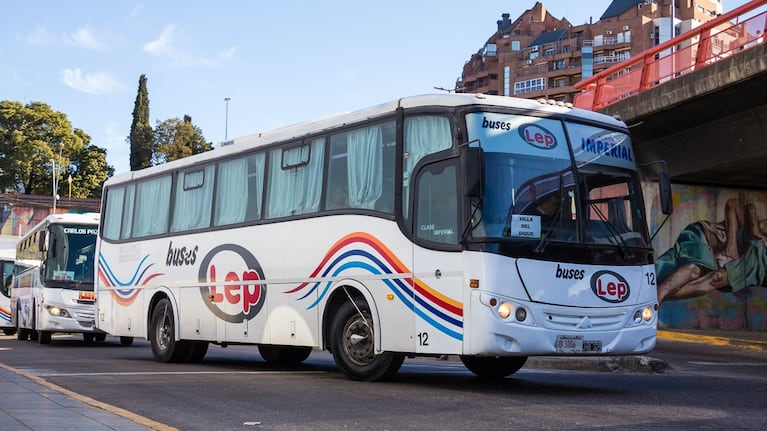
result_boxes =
[329,301,404,381]
[150,298,189,363]
[460,355,528,379]
[3,328,16,336]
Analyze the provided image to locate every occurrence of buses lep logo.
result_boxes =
[198,244,266,323]
[590,270,630,303]
[519,124,557,149]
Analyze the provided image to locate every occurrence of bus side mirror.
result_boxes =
[38,230,47,252]
[659,169,673,215]
[463,146,484,199]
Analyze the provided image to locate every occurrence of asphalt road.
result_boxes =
[1,333,766,431]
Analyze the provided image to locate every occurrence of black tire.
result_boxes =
[460,355,528,379]
[185,341,209,363]
[3,328,16,336]
[38,330,52,344]
[95,333,107,342]
[16,325,28,341]
[29,330,39,341]
[258,345,312,364]
[83,333,95,343]
[120,336,134,346]
[329,301,404,381]
[149,298,189,363]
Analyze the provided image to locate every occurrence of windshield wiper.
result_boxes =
[588,201,635,260]
[533,174,566,254]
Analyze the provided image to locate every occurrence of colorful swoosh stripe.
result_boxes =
[285,232,464,340]
[98,253,164,306]
[0,305,10,324]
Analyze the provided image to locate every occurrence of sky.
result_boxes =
[0,0,753,175]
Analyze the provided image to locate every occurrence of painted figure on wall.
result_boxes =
[657,198,767,302]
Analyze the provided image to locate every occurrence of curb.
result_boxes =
[657,330,767,351]
[525,355,669,373]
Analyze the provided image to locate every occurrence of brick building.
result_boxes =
[456,0,723,102]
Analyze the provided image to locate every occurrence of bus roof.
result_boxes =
[106,93,626,186]
[17,213,100,243]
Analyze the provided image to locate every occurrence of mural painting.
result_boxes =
[647,184,767,331]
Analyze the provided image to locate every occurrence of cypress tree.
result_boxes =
[128,74,153,170]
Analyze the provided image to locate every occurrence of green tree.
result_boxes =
[128,74,153,171]
[66,129,114,198]
[153,115,213,164]
[1,101,69,194]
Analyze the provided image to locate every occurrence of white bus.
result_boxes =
[96,94,671,381]
[1,248,16,335]
[12,213,116,344]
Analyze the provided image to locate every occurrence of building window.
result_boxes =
[512,40,520,51]
[513,77,546,95]
[504,66,510,96]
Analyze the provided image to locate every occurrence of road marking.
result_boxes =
[31,370,327,377]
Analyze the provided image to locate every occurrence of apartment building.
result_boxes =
[456,0,723,102]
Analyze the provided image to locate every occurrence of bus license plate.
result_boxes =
[555,336,602,353]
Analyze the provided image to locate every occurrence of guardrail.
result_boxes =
[574,0,767,110]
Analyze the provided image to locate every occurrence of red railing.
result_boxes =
[574,0,767,111]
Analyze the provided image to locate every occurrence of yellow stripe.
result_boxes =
[658,330,767,351]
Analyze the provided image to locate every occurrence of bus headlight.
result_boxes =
[633,307,654,324]
[642,307,653,322]
[498,302,512,319]
[46,305,70,318]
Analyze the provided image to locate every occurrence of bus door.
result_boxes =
[411,159,464,355]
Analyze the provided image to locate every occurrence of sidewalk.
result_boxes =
[0,363,173,431]
[1,329,765,430]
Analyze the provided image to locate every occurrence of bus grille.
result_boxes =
[541,309,626,331]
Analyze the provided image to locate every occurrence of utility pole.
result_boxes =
[224,97,231,141]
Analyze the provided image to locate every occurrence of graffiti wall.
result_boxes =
[646,183,767,331]
[0,194,100,238]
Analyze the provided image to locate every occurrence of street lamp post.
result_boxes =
[224,97,231,141]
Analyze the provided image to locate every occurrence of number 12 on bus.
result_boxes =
[96,94,671,381]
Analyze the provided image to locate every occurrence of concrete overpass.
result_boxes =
[575,0,767,188]
[601,42,767,188]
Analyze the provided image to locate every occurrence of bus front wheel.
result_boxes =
[38,330,52,344]
[460,355,528,379]
[3,328,16,336]
[329,301,404,381]
[150,298,189,363]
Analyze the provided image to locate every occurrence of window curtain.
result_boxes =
[403,116,452,217]
[133,176,172,237]
[267,138,325,218]
[121,185,135,239]
[172,166,214,232]
[103,187,124,240]
[347,125,382,209]
[215,158,248,225]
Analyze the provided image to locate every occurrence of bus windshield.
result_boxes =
[466,112,650,249]
[43,224,97,289]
